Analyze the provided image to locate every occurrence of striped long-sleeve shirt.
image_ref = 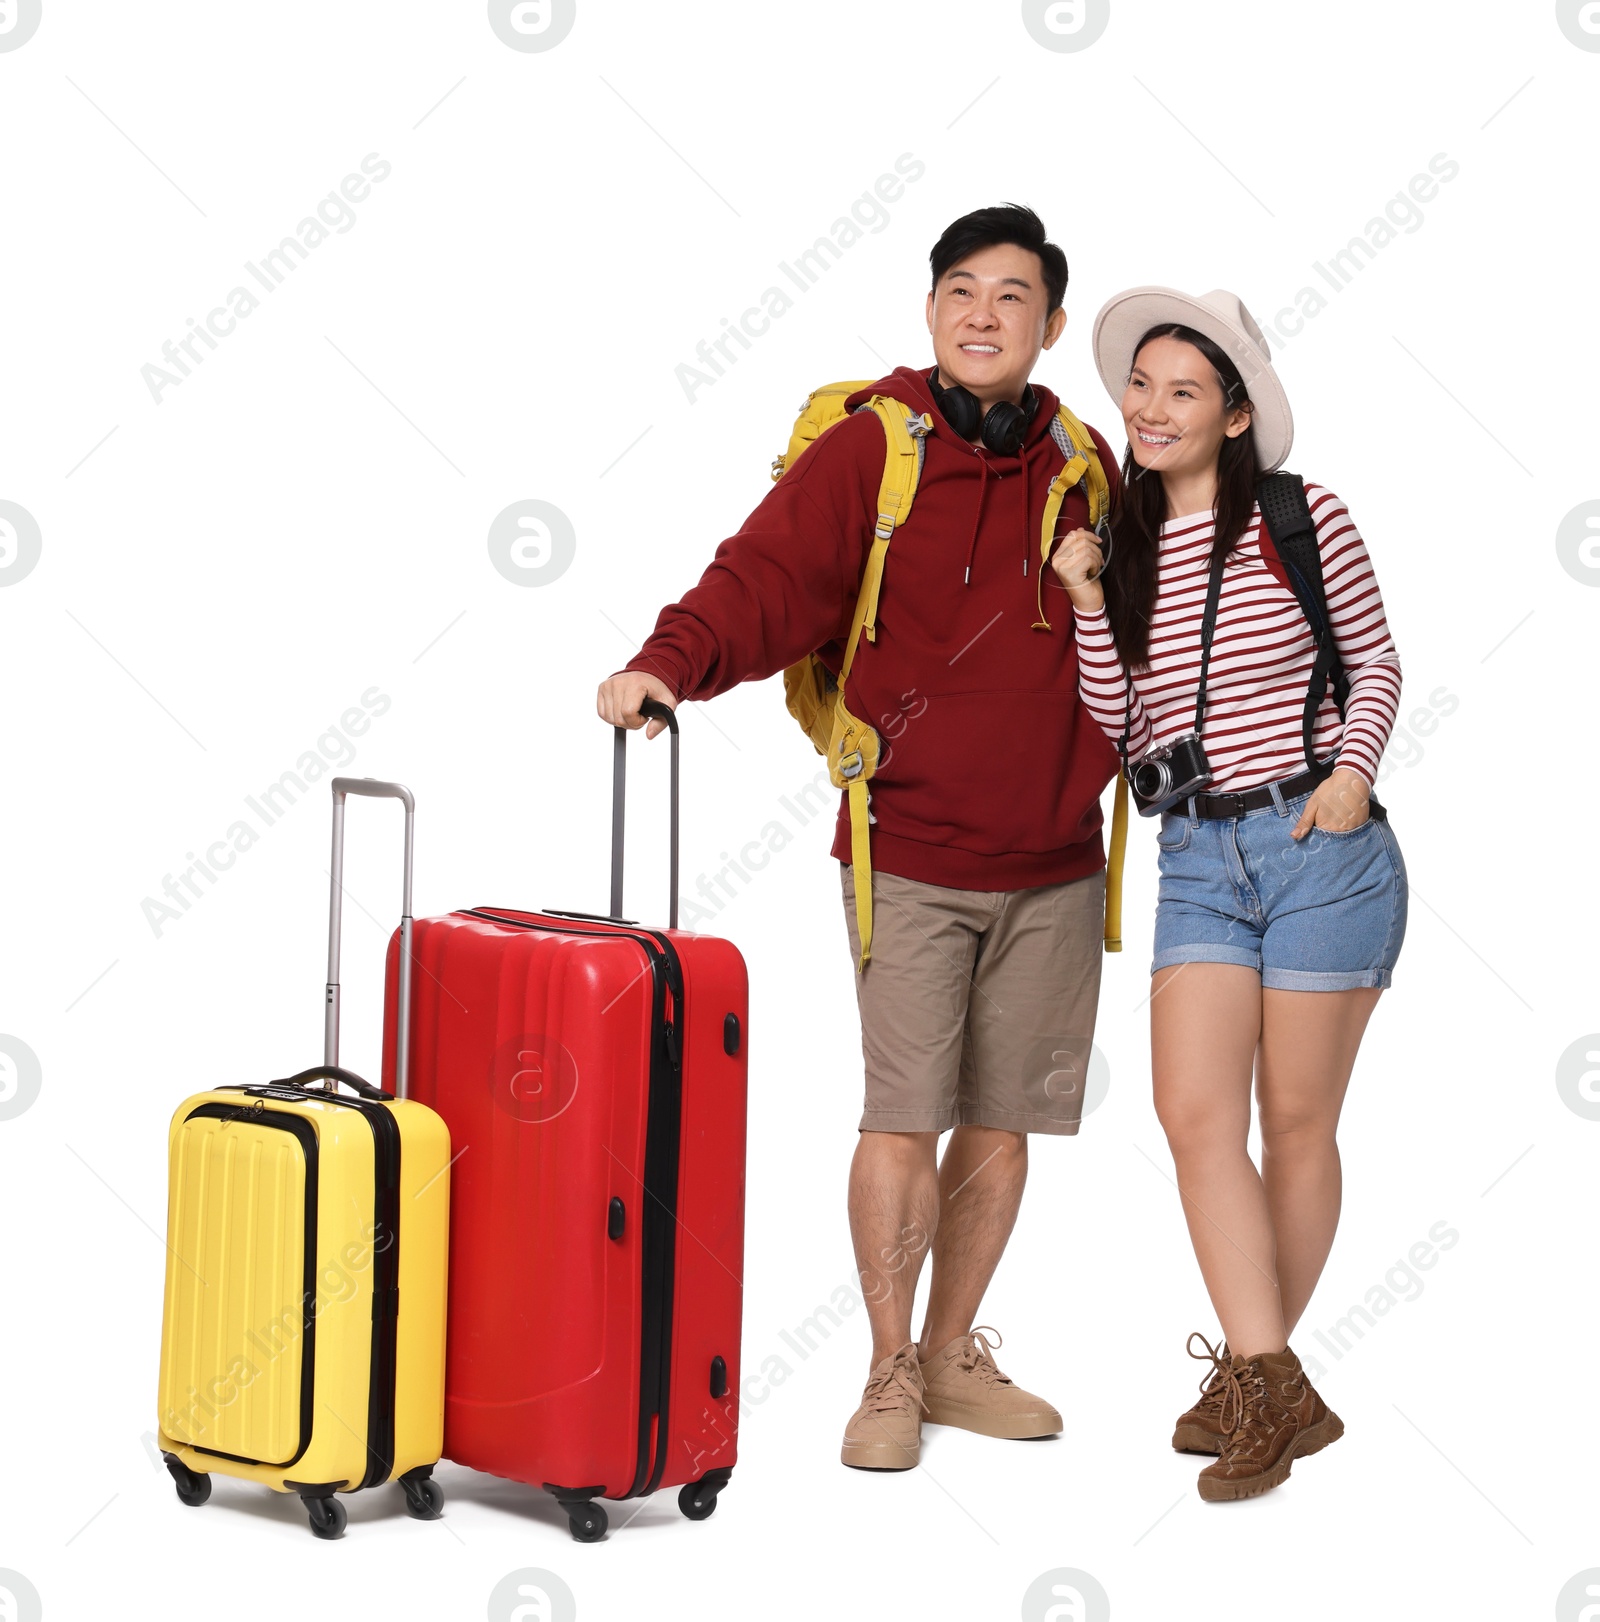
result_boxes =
[1072,484,1401,789]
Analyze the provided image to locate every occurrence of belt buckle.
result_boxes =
[1215,791,1245,820]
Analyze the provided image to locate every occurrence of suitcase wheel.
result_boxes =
[402,1475,445,1521]
[162,1455,210,1509]
[566,1502,607,1543]
[303,1494,347,1541]
[547,1485,608,1542]
[677,1482,718,1521]
[678,1467,732,1523]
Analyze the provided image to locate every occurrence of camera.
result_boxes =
[1129,732,1213,817]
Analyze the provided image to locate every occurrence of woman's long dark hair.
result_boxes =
[1101,323,1260,668]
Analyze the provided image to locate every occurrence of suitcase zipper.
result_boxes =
[346,1097,402,1490]
[460,908,685,1498]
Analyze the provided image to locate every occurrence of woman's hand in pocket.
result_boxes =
[1291,767,1372,840]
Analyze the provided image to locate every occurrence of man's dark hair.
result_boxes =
[929,204,1068,314]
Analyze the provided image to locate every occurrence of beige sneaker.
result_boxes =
[840,1343,927,1471]
[918,1327,1062,1440]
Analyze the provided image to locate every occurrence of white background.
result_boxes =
[1,2,1593,1619]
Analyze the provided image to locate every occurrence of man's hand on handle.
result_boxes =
[597,670,678,739]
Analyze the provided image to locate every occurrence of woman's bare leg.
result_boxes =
[1151,964,1285,1357]
[1256,987,1382,1335]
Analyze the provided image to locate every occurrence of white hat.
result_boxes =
[1091,287,1293,474]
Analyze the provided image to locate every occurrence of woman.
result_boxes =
[1051,288,1407,1502]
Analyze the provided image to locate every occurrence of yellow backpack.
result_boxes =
[774,382,1129,971]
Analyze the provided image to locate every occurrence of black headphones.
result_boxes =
[929,368,1038,456]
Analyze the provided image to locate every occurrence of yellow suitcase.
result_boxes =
[156,778,450,1539]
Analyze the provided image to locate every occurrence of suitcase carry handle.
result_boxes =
[611,698,679,930]
[271,1063,395,1102]
[327,777,415,1098]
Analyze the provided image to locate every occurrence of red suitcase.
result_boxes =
[382,702,748,1540]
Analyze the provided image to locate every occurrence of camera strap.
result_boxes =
[1190,549,1229,739]
[1118,547,1226,771]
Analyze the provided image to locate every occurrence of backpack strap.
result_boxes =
[1041,405,1124,952]
[1256,472,1351,771]
[1035,406,1112,631]
[1038,405,1123,949]
[1102,773,1128,953]
[839,396,928,681]
[835,394,928,971]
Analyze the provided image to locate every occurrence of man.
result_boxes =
[596,204,1122,1471]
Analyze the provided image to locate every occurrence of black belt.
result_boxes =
[1183,760,1387,822]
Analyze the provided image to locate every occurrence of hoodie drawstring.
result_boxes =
[962,437,1040,587]
[961,454,990,587]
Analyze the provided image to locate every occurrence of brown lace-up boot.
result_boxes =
[1195,1344,1343,1502]
[1172,1333,1231,1454]
[1258,1347,1344,1459]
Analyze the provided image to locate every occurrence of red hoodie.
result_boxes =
[623,365,1124,890]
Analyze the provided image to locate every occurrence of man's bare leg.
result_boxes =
[849,1129,940,1362]
[916,1125,1027,1357]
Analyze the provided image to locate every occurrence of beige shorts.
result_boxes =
[840,861,1106,1137]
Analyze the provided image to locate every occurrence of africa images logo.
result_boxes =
[0,1570,43,1622]
[1021,1567,1111,1622]
[0,501,42,586]
[487,1568,577,1622]
[0,0,42,51]
[1021,0,1110,52]
[488,501,576,587]
[487,0,575,52]
[0,1037,43,1123]
[489,1033,581,1124]
[1556,500,1600,586]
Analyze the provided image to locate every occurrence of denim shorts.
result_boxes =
[1151,789,1408,991]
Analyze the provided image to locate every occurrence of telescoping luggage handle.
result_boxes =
[322,777,415,1098]
[610,698,678,929]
